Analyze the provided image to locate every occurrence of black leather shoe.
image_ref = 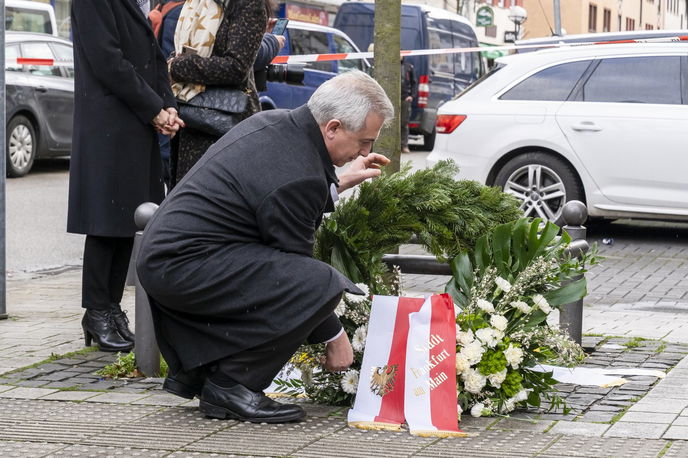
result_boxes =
[111,306,135,343]
[82,309,133,352]
[163,368,206,399]
[199,379,306,423]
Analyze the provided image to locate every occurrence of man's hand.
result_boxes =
[337,153,390,193]
[321,331,354,372]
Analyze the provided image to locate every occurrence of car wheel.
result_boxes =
[6,115,37,177]
[494,152,584,226]
[423,129,436,150]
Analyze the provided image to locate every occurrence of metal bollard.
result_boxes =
[132,202,161,376]
[559,200,589,345]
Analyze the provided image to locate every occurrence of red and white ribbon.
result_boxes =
[347,294,465,437]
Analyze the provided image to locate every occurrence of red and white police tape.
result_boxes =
[271,34,688,65]
[8,35,688,67]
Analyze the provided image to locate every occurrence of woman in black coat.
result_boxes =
[167,0,268,187]
[68,0,179,352]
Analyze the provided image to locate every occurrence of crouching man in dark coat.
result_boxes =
[136,70,394,423]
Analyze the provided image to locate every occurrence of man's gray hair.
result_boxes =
[308,70,394,132]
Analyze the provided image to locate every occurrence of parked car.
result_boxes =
[426,43,688,224]
[5,32,74,177]
[334,2,483,149]
[5,0,58,37]
[259,21,369,111]
[515,29,688,53]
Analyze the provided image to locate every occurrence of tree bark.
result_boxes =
[373,0,401,173]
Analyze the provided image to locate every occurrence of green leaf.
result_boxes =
[527,390,541,407]
[450,252,473,296]
[510,218,528,271]
[491,222,513,274]
[331,245,362,283]
[473,236,490,272]
[545,278,587,306]
[522,310,548,331]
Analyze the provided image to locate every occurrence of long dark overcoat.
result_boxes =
[136,106,362,372]
[67,0,176,237]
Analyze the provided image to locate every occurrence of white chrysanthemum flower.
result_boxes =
[351,325,367,352]
[475,327,500,348]
[501,398,516,413]
[490,314,508,332]
[504,344,524,369]
[334,300,346,317]
[457,403,463,421]
[533,294,552,314]
[462,369,487,394]
[340,369,359,394]
[476,299,495,313]
[514,389,529,402]
[487,368,507,388]
[456,327,475,346]
[355,283,370,297]
[470,403,485,418]
[460,340,485,365]
[511,300,531,314]
[455,353,470,375]
[495,276,512,293]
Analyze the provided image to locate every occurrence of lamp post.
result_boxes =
[508,5,528,40]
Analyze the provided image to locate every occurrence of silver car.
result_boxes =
[5,31,74,177]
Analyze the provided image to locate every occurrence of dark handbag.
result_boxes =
[177,87,249,137]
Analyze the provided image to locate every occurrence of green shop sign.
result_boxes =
[476,6,494,27]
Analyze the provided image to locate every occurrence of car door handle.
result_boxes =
[35,86,48,93]
[571,122,602,132]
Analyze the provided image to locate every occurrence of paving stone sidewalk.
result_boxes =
[1,220,688,456]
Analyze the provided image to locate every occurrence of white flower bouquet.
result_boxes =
[448,218,598,417]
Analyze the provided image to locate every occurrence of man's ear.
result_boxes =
[324,119,342,140]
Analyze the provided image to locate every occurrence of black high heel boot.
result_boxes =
[111,304,135,343]
[82,309,133,352]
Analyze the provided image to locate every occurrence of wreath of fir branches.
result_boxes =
[313,160,522,287]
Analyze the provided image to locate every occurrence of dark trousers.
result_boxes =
[82,235,134,311]
[214,292,343,392]
[401,98,412,148]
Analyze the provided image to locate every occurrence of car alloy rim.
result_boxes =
[503,164,567,222]
[8,124,33,170]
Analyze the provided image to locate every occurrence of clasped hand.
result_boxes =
[151,108,185,137]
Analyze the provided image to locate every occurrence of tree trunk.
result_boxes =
[373,0,401,173]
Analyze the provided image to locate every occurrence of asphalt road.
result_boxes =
[6,158,83,277]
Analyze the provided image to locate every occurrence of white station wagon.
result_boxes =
[427,43,688,224]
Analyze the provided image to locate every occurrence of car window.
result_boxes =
[453,35,476,80]
[581,56,682,104]
[5,44,22,72]
[5,7,53,35]
[427,18,454,75]
[21,42,61,77]
[288,29,332,73]
[333,34,362,73]
[500,60,591,101]
[50,42,74,78]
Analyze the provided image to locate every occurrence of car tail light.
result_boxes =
[436,115,467,134]
[417,75,429,108]
[408,122,420,128]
